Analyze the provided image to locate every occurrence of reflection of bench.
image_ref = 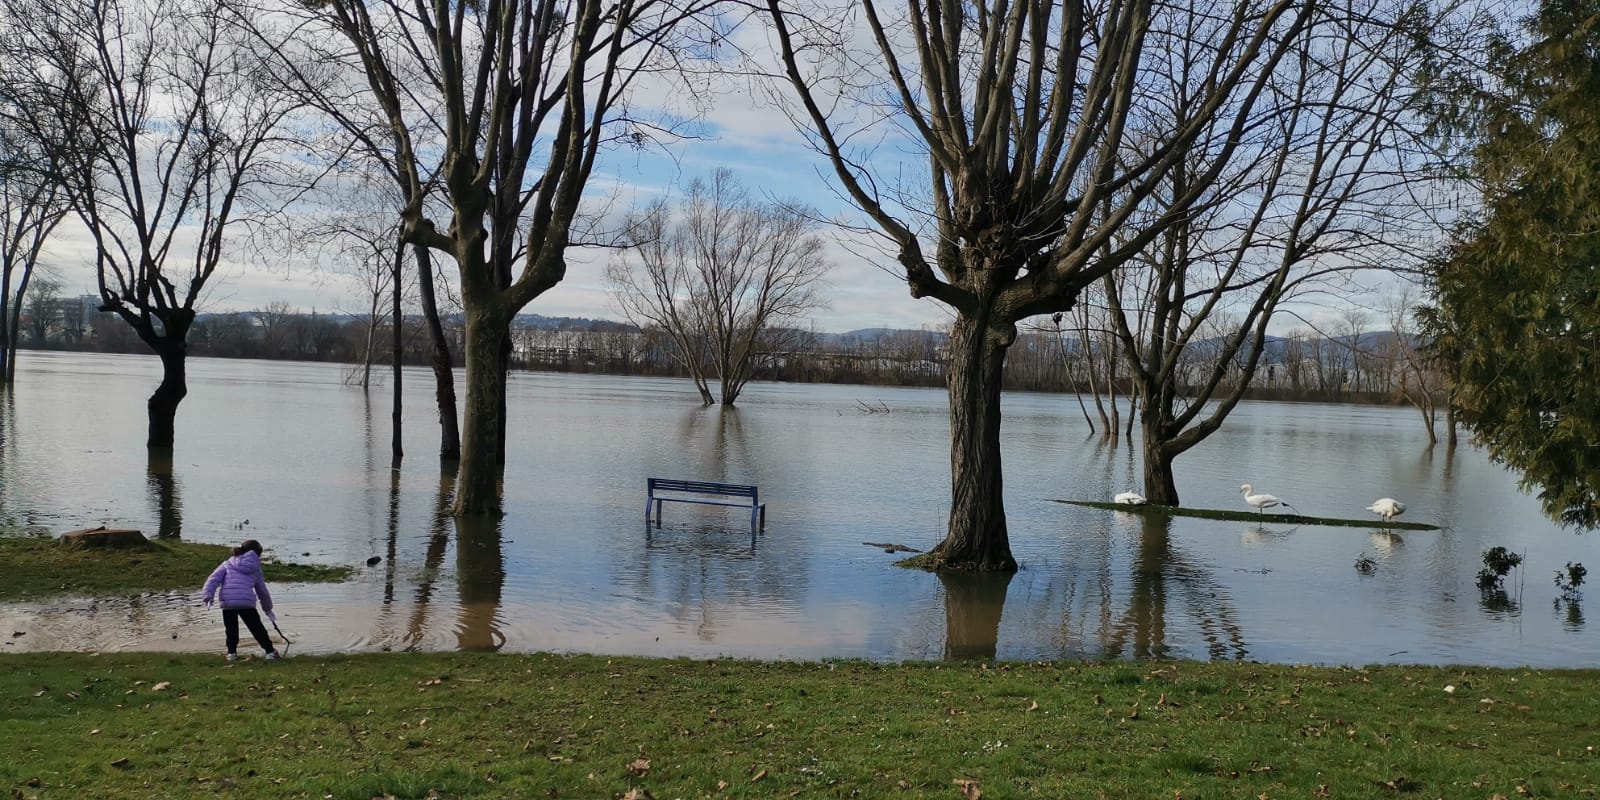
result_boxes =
[647,478,766,532]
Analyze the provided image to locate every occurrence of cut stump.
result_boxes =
[58,527,150,549]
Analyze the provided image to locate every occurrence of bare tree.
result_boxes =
[298,0,718,515]
[1387,285,1447,443]
[1103,0,1441,505]
[0,131,69,383]
[2,0,306,450]
[609,170,830,406]
[767,0,1327,570]
[231,5,463,462]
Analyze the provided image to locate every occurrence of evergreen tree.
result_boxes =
[1426,0,1600,527]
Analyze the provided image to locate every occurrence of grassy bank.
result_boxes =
[1056,499,1442,530]
[2,653,1595,799]
[0,537,352,602]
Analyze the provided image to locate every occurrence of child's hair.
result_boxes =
[234,539,264,557]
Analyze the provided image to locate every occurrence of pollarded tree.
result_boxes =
[303,0,721,515]
[766,0,1321,570]
[1425,0,1600,527]
[608,169,830,406]
[1,0,306,450]
[1104,0,1445,505]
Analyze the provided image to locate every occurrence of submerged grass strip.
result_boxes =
[1056,499,1442,530]
[1,653,1596,799]
[0,537,352,602]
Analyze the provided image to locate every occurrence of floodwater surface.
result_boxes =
[1,351,1596,666]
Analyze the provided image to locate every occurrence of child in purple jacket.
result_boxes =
[201,540,280,661]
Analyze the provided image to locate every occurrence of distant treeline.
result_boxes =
[19,308,1431,405]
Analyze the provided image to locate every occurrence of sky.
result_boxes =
[34,69,955,335]
[29,9,1421,340]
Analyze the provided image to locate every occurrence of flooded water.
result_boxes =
[2,351,1596,666]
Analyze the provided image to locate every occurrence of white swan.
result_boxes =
[1366,497,1406,522]
[1240,484,1294,514]
[1114,491,1146,505]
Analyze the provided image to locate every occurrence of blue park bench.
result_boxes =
[646,478,767,532]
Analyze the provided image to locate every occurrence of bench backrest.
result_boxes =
[648,478,758,499]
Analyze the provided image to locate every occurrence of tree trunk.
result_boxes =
[413,245,461,462]
[452,308,509,516]
[927,313,1017,572]
[1141,423,1180,506]
[391,239,404,466]
[147,339,189,450]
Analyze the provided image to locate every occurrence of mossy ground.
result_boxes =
[0,537,351,601]
[1058,499,1442,530]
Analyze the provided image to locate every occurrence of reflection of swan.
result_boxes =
[1368,531,1405,553]
[1114,491,1146,505]
[1366,498,1406,522]
[1241,523,1300,543]
[1240,484,1295,514]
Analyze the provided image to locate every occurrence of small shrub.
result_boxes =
[1554,561,1586,602]
[1476,546,1523,592]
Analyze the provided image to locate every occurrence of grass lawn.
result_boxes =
[1,652,1596,799]
[0,537,351,602]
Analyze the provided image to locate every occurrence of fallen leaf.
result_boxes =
[626,758,651,777]
[1025,700,1039,712]
[32,689,46,697]
[621,790,655,800]
[953,778,982,799]
[751,769,767,782]
[716,780,729,791]
[89,729,101,736]
[151,682,170,692]
[110,757,130,769]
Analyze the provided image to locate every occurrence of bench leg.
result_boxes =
[759,505,766,531]
[654,498,663,527]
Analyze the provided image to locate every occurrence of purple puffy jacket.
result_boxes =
[201,550,274,613]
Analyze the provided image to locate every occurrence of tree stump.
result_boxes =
[58,527,150,550]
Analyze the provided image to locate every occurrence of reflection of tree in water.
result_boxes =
[0,388,15,528]
[677,406,757,480]
[630,406,803,643]
[1101,514,1248,661]
[147,452,183,539]
[937,570,1014,660]
[454,511,506,651]
[401,474,457,650]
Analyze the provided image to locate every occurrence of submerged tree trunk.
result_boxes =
[413,245,460,462]
[453,306,509,515]
[147,338,190,450]
[926,313,1017,572]
[1141,416,1180,506]
[391,238,404,465]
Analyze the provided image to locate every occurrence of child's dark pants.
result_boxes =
[222,608,275,654]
